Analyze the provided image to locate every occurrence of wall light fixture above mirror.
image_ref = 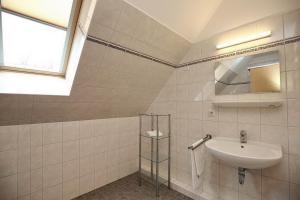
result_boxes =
[216,31,271,49]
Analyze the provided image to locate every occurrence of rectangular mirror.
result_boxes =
[214,51,281,95]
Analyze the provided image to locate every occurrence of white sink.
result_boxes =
[205,137,282,169]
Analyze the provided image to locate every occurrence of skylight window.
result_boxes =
[0,0,82,75]
[1,0,73,28]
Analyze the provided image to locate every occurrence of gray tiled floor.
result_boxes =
[74,173,193,200]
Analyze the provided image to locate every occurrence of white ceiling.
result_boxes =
[124,0,300,43]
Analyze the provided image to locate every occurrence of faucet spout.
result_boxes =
[240,130,247,143]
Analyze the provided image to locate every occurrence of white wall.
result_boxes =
[148,8,300,200]
[0,117,139,200]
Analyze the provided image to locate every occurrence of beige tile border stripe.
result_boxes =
[87,35,300,68]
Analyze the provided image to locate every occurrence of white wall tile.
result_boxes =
[288,99,300,127]
[261,125,288,153]
[188,101,203,120]
[31,168,43,193]
[177,102,189,119]
[31,146,43,170]
[93,119,106,137]
[218,122,238,138]
[106,149,119,167]
[176,85,190,102]
[18,194,30,200]
[80,155,94,177]
[118,161,133,178]
[284,9,300,38]
[62,121,79,142]
[202,81,215,101]
[289,154,300,184]
[106,132,120,151]
[8,117,133,200]
[202,121,218,137]
[285,42,300,71]
[106,165,120,183]
[176,67,190,85]
[188,119,203,140]
[79,173,94,195]
[31,190,42,200]
[43,164,62,188]
[43,143,62,166]
[43,123,62,145]
[262,177,289,200]
[18,171,30,197]
[63,140,79,162]
[289,126,300,156]
[261,102,287,126]
[94,152,106,172]
[290,183,300,200]
[63,159,79,182]
[0,126,18,151]
[30,124,43,147]
[0,174,17,200]
[0,150,17,178]
[219,107,238,122]
[219,164,238,190]
[79,120,94,139]
[238,193,260,200]
[93,135,108,154]
[204,160,219,185]
[80,138,94,157]
[18,125,30,150]
[119,133,133,148]
[43,183,62,200]
[203,181,219,199]
[262,154,289,181]
[238,108,260,124]
[18,147,30,173]
[287,69,300,98]
[63,178,79,200]
[94,169,107,189]
[219,186,238,200]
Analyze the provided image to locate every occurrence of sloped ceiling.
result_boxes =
[125,0,300,42]
[3,0,299,125]
[0,0,190,125]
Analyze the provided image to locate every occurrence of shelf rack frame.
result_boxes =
[138,113,171,197]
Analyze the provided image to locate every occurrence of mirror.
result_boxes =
[214,51,281,95]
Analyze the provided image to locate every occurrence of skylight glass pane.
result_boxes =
[1,12,67,73]
[1,0,73,28]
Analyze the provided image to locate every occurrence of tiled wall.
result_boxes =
[180,8,299,64]
[0,117,138,200]
[148,9,300,200]
[0,1,191,200]
[0,39,175,125]
[0,0,193,126]
[90,0,190,64]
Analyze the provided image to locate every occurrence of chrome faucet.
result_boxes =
[240,130,247,143]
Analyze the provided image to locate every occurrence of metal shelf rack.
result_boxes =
[138,113,171,197]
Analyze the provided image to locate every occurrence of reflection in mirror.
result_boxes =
[214,51,280,95]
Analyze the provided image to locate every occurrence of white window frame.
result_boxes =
[0,0,96,96]
[0,0,83,77]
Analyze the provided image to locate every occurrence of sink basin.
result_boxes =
[205,137,282,169]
